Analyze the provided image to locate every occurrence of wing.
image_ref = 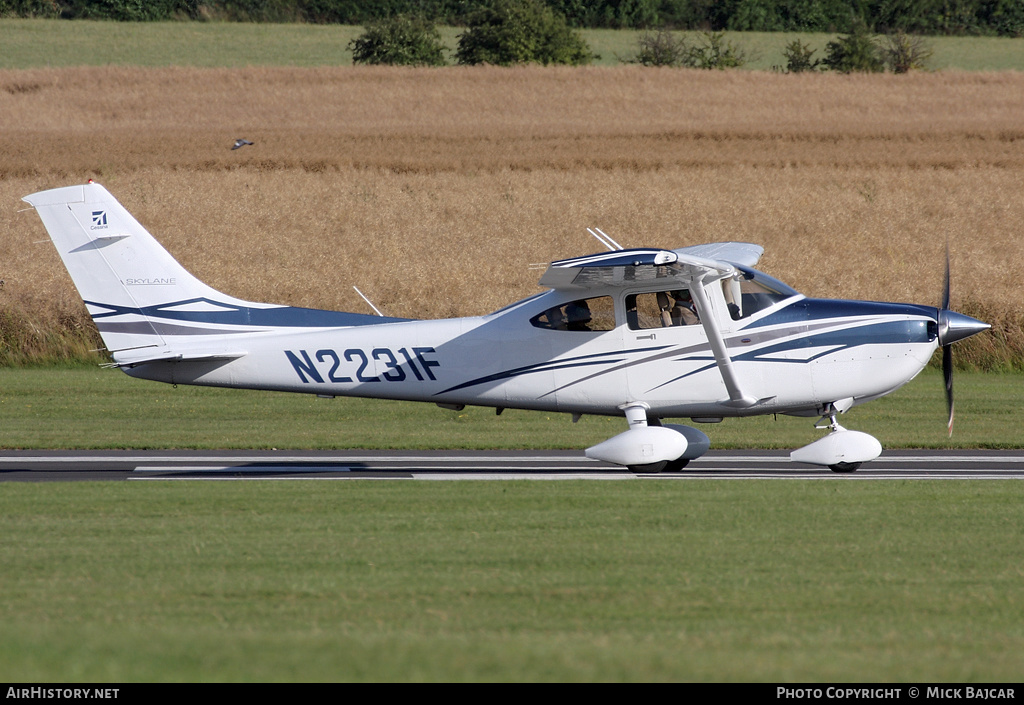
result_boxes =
[538,242,762,291]
[675,242,763,268]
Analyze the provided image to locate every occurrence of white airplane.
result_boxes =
[23,182,989,472]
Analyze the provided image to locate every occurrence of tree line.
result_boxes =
[349,8,934,72]
[2,0,1022,36]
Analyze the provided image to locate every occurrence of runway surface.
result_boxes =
[2,449,1024,481]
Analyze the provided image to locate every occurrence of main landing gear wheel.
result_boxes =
[829,462,861,473]
[628,460,667,473]
[628,458,690,473]
[664,457,690,472]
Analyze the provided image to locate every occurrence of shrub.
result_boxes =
[627,28,689,67]
[686,31,748,69]
[626,30,747,69]
[779,39,822,73]
[455,0,594,66]
[823,21,885,73]
[882,31,933,73]
[349,15,447,67]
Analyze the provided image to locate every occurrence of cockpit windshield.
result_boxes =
[722,266,799,321]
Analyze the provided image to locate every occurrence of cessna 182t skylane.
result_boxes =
[24,182,989,472]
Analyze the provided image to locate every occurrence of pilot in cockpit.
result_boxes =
[657,290,698,327]
[671,290,699,326]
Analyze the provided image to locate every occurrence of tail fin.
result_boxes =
[23,182,400,366]
[23,182,256,360]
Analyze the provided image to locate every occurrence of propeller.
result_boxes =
[935,245,990,436]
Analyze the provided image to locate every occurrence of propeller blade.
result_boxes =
[942,241,953,436]
[937,242,988,437]
[942,243,951,312]
[943,343,954,437]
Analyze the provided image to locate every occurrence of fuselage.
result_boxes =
[25,181,988,469]
[127,267,940,421]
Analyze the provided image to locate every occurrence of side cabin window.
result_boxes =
[722,267,799,321]
[531,296,615,332]
[626,291,699,330]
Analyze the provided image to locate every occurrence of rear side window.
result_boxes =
[530,296,615,332]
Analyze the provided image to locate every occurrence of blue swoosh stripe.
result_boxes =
[746,299,937,330]
[437,346,670,395]
[734,320,933,361]
[644,320,934,393]
[85,297,410,328]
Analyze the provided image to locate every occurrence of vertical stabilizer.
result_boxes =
[24,182,409,366]
[23,182,248,355]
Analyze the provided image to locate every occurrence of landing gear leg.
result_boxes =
[791,403,881,470]
[815,410,863,473]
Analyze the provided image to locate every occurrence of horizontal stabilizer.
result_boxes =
[104,349,248,369]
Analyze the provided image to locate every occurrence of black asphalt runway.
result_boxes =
[2,449,1023,481]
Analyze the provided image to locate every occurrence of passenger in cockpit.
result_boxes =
[547,306,567,330]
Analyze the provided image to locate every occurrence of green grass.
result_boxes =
[0,366,1020,449]
[0,19,363,68]
[1,480,1023,681]
[1,20,1022,70]
[4,16,1023,685]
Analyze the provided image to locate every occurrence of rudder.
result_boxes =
[23,182,253,356]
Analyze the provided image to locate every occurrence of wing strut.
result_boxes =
[689,273,759,408]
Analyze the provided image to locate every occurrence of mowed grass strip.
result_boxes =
[1,480,1022,682]
[2,20,1024,71]
[0,367,1018,449]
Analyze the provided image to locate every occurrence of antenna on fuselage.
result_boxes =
[588,227,624,251]
[353,286,384,317]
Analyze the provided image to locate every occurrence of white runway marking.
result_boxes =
[411,473,638,481]
[134,465,352,473]
[0,454,606,465]
[4,450,1024,482]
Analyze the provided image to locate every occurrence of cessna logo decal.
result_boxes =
[90,211,108,229]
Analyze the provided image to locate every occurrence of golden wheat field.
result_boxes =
[1,65,1022,365]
